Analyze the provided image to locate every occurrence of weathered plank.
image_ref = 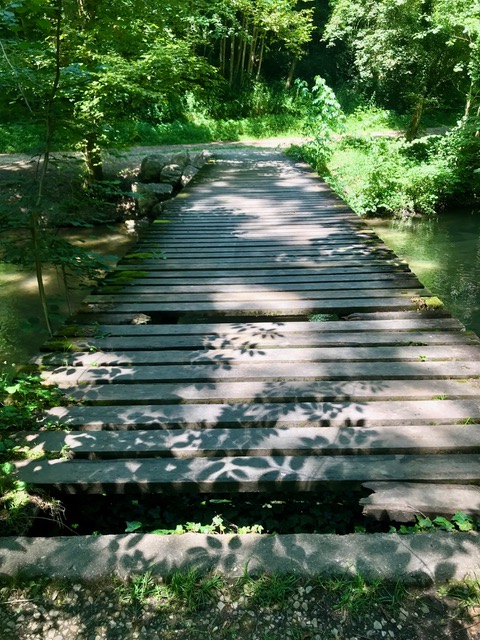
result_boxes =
[100,279,423,294]
[360,483,480,520]
[45,360,480,386]
[36,344,480,368]
[43,331,476,354]
[15,454,480,494]
[81,297,418,315]
[44,399,480,429]
[59,379,480,405]
[59,317,465,336]
[85,289,428,304]
[24,424,480,458]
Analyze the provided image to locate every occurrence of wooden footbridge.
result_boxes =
[18,148,480,520]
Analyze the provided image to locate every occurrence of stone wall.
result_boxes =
[132,150,210,218]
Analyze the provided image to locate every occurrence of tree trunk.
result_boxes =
[405,97,425,141]
[256,36,265,80]
[229,34,235,86]
[285,58,297,89]
[84,132,103,182]
[248,27,258,75]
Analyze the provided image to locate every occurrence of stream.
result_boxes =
[368,210,480,336]
[0,224,137,372]
[1,210,479,372]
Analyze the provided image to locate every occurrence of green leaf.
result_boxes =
[1,461,14,475]
[125,520,142,533]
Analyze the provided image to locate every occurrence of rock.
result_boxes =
[139,154,169,182]
[191,150,210,169]
[373,620,383,630]
[171,151,190,167]
[160,164,183,186]
[132,182,173,215]
[180,164,198,187]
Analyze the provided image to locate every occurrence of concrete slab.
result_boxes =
[1,532,479,585]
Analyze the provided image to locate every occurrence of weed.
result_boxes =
[167,569,224,611]
[318,572,383,614]
[390,513,477,534]
[438,576,480,616]
[115,571,161,617]
[238,569,297,608]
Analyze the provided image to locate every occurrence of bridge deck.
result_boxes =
[18,149,480,519]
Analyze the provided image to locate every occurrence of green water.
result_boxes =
[369,211,480,336]
[0,225,137,371]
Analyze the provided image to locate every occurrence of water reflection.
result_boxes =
[369,210,480,335]
[0,225,137,369]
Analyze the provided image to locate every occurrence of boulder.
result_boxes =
[139,154,170,182]
[132,182,173,215]
[180,164,199,187]
[190,150,211,169]
[160,164,183,186]
[171,151,190,167]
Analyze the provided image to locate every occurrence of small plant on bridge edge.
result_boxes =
[389,512,477,534]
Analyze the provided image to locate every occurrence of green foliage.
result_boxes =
[296,76,346,171]
[389,512,477,534]
[324,0,479,130]
[0,371,63,431]
[321,132,468,217]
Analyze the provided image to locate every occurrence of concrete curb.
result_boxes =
[1,532,479,585]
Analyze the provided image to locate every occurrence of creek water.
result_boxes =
[0,225,137,372]
[368,210,480,336]
[1,211,480,371]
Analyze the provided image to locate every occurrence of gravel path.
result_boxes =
[1,578,480,640]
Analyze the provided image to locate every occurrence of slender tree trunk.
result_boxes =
[285,58,297,89]
[239,35,247,82]
[405,96,425,141]
[256,36,265,80]
[31,0,63,337]
[248,27,258,75]
[229,34,235,86]
[84,132,103,182]
[220,37,226,76]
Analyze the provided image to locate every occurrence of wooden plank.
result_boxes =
[81,297,418,315]
[114,265,411,276]
[45,331,476,354]
[44,399,480,429]
[121,256,399,269]
[360,482,480,520]
[15,454,480,494]
[85,289,428,304]
[100,279,424,294]
[60,378,480,405]
[24,424,480,458]
[44,360,480,386]
[104,273,420,286]
[37,344,480,368]
[59,318,465,337]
